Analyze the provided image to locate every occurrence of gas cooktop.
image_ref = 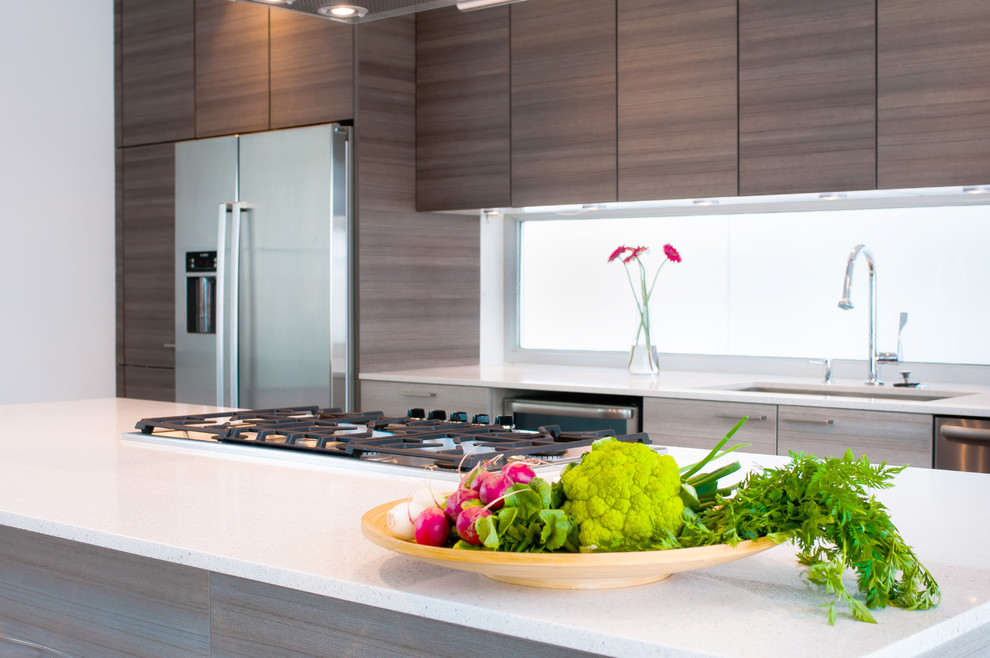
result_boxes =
[128,406,653,472]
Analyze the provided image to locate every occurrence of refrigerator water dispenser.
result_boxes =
[185,251,216,334]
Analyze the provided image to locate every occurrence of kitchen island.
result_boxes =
[1,398,988,657]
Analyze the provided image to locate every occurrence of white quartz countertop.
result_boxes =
[2,397,989,657]
[361,363,990,416]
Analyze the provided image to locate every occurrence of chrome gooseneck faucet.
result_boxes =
[838,244,901,385]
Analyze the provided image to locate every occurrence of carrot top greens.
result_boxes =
[678,448,941,624]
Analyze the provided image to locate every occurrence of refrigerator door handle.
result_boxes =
[229,202,242,408]
[216,202,231,407]
[216,201,252,408]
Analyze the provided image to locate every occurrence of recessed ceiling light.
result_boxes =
[693,199,719,206]
[819,192,847,201]
[318,4,368,19]
[962,185,990,194]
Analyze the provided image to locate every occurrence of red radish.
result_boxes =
[479,473,514,510]
[455,505,491,545]
[469,469,492,493]
[444,487,480,522]
[501,461,536,485]
[413,507,450,546]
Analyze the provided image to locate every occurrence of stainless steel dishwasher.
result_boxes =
[935,417,990,473]
[504,396,641,434]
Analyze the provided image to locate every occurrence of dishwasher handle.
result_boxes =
[940,425,990,444]
[505,400,635,421]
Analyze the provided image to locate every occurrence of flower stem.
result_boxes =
[622,262,647,345]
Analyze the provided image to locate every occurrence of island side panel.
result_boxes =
[0,526,210,657]
[209,573,600,658]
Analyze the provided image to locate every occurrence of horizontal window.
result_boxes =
[516,204,990,366]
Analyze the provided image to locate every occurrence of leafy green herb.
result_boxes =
[679,449,941,624]
[459,478,579,553]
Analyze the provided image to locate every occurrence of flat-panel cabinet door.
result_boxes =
[121,143,176,401]
[416,6,510,212]
[270,11,354,130]
[643,398,777,455]
[739,0,876,195]
[195,0,269,138]
[120,0,195,146]
[777,406,932,467]
[511,0,616,207]
[618,0,738,202]
[878,0,990,188]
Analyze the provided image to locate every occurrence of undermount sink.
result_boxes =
[709,382,968,402]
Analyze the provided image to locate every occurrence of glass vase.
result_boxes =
[628,342,659,376]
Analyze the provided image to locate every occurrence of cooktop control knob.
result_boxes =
[450,411,468,422]
[495,415,514,428]
[472,413,491,425]
[407,408,426,419]
[428,409,447,421]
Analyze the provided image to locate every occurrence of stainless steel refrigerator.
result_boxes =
[174,124,353,410]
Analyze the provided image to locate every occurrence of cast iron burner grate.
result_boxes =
[133,406,652,471]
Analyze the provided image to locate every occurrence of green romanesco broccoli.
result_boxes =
[558,439,684,550]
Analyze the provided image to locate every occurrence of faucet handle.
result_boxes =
[877,311,908,365]
[808,359,832,384]
[896,311,908,362]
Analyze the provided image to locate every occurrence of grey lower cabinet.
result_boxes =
[777,406,933,467]
[644,397,934,468]
[643,398,777,455]
[0,525,593,658]
[360,380,490,418]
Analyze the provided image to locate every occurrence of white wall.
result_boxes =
[0,1,115,403]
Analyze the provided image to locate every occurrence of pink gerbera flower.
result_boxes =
[608,246,629,263]
[663,244,681,263]
[623,246,649,264]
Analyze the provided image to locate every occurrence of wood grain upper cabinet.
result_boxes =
[120,0,195,146]
[416,6,510,212]
[195,0,269,138]
[878,0,990,188]
[270,11,354,130]
[617,0,738,202]
[511,0,616,207]
[738,0,876,195]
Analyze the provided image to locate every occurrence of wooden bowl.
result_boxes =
[361,500,778,589]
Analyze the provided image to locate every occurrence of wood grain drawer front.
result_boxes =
[511,0,617,207]
[643,398,777,455]
[618,0,738,202]
[778,406,933,467]
[878,0,990,188]
[739,0,876,195]
[360,381,490,418]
